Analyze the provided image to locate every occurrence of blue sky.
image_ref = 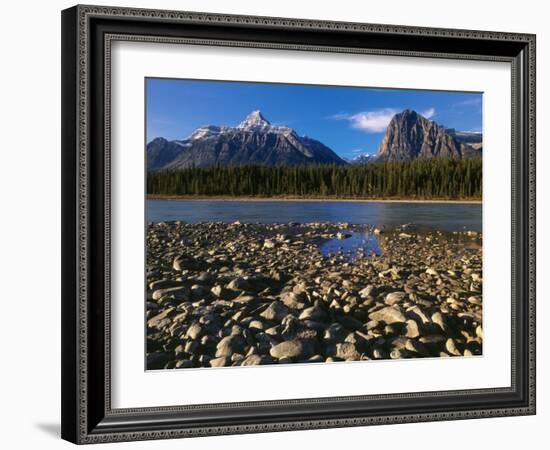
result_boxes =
[146,78,482,160]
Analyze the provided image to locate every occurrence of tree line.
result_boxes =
[147,157,482,199]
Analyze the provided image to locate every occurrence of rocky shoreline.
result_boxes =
[146,221,482,370]
[147,195,482,204]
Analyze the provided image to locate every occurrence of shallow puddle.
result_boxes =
[318,230,382,259]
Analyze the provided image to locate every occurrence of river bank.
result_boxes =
[146,221,482,369]
[146,194,482,204]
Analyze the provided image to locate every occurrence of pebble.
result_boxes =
[270,340,314,359]
[210,356,230,367]
[431,312,447,332]
[405,319,420,338]
[216,335,246,357]
[369,306,407,324]
[385,291,407,306]
[260,301,289,322]
[299,306,325,321]
[445,338,462,356]
[335,342,361,360]
[152,286,190,301]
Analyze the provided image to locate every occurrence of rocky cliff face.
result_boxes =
[147,111,346,170]
[375,109,479,161]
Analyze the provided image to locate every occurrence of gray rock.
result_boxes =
[215,335,246,357]
[226,277,251,291]
[190,284,209,298]
[431,312,447,332]
[365,320,379,331]
[200,334,217,347]
[390,348,406,359]
[231,353,245,363]
[173,256,195,271]
[406,306,431,325]
[211,285,237,300]
[152,286,190,301]
[385,291,407,306]
[233,295,260,304]
[425,267,439,276]
[263,239,276,249]
[196,272,214,284]
[468,296,482,306]
[369,306,407,324]
[358,285,376,298]
[389,336,409,350]
[299,306,325,321]
[149,279,185,291]
[278,357,293,364]
[323,323,347,343]
[210,356,230,367]
[260,301,289,322]
[471,273,482,282]
[476,325,483,338]
[280,317,317,340]
[184,340,199,354]
[185,323,203,340]
[302,320,325,332]
[229,325,244,336]
[404,319,420,338]
[270,339,314,359]
[241,354,268,366]
[419,335,446,345]
[335,342,361,360]
[445,338,461,356]
[265,326,281,336]
[405,339,430,356]
[147,307,175,328]
[248,320,265,330]
[280,291,306,309]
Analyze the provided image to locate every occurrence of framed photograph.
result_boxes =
[61,5,536,444]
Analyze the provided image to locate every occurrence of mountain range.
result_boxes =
[147,109,481,170]
[345,153,376,164]
[147,111,345,170]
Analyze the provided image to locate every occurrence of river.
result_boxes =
[146,199,481,232]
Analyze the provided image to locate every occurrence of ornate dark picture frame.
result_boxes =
[61,4,536,444]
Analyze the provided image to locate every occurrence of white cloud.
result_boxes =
[347,108,399,133]
[421,107,436,119]
[334,107,436,133]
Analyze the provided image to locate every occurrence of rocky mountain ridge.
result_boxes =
[147,109,481,170]
[147,111,346,170]
[374,109,480,162]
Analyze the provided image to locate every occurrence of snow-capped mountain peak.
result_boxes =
[188,125,223,140]
[147,110,346,170]
[237,110,272,131]
[348,152,375,164]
